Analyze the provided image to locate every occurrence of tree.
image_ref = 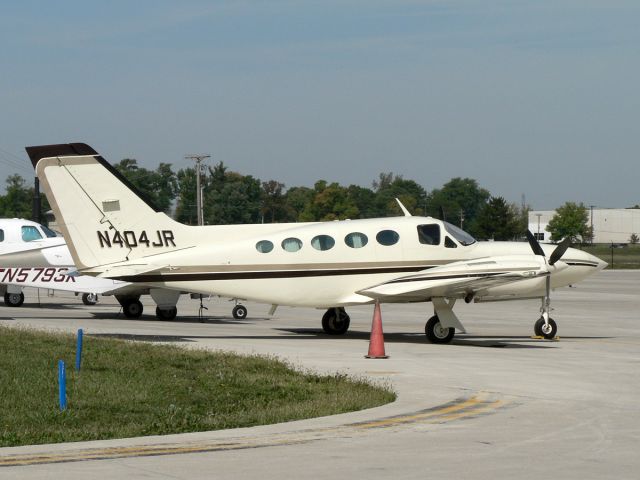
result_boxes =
[630,233,639,244]
[473,196,521,241]
[425,178,490,235]
[203,162,262,225]
[373,173,427,217]
[284,186,314,221]
[261,180,288,223]
[0,175,33,219]
[114,159,178,214]
[299,181,359,221]
[547,202,591,243]
[175,167,198,224]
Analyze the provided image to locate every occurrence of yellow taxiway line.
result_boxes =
[0,392,511,467]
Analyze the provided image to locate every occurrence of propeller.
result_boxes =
[525,230,545,257]
[525,230,571,265]
[549,237,571,266]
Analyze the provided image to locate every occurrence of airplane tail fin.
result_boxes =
[26,143,186,272]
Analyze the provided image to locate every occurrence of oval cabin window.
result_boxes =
[344,232,368,248]
[311,235,335,251]
[256,240,274,253]
[281,237,303,252]
[376,230,400,246]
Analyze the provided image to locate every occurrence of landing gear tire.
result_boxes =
[4,292,24,307]
[425,315,455,344]
[535,317,557,339]
[322,308,350,335]
[122,299,143,319]
[232,304,248,320]
[156,306,178,321]
[82,293,98,305]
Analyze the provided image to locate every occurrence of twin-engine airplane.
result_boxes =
[0,217,184,319]
[27,143,607,343]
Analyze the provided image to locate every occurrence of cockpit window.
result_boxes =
[443,221,476,246]
[41,225,59,238]
[445,236,457,248]
[21,226,43,242]
[417,224,440,245]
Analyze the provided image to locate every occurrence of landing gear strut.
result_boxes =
[322,308,350,335]
[425,315,455,344]
[536,275,558,339]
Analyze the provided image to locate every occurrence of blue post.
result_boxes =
[58,360,67,411]
[76,328,84,371]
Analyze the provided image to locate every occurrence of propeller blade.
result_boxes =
[549,237,571,265]
[525,230,546,257]
[439,206,446,221]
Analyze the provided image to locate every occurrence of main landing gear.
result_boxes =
[425,315,455,344]
[232,304,248,320]
[82,293,98,305]
[4,292,24,307]
[119,297,144,319]
[322,307,351,335]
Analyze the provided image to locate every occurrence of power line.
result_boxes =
[0,146,32,176]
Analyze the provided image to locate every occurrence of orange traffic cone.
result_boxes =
[365,301,388,359]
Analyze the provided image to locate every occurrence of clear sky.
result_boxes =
[1,1,638,210]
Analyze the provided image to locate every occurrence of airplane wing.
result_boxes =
[357,255,555,302]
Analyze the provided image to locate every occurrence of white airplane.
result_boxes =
[0,217,183,319]
[27,143,607,342]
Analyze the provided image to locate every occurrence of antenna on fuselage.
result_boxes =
[395,198,412,217]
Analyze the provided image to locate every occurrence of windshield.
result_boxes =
[41,225,59,238]
[443,221,476,246]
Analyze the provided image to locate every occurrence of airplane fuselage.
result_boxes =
[101,216,604,308]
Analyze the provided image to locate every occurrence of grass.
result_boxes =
[580,244,640,269]
[0,327,395,447]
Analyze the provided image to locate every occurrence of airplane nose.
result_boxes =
[593,254,608,271]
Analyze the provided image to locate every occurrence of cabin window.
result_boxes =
[376,230,399,246]
[256,240,274,253]
[417,224,440,245]
[0,229,4,242]
[345,232,368,248]
[21,226,42,242]
[281,237,303,252]
[41,225,58,238]
[445,236,457,248]
[311,235,335,251]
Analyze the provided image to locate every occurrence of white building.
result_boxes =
[529,209,640,244]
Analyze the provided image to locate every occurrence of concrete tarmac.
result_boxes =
[1,270,638,479]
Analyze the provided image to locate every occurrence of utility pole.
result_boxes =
[185,154,210,226]
[589,205,595,244]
